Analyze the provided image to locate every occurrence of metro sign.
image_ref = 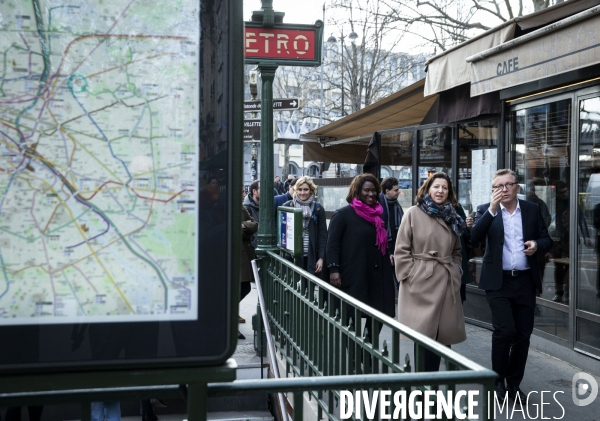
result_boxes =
[244,21,323,67]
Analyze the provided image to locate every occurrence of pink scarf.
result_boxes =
[350,197,387,255]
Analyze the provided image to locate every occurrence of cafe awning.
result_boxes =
[424,0,600,96]
[300,78,436,164]
[301,78,436,143]
[468,5,600,96]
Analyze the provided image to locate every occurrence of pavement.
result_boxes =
[233,284,600,420]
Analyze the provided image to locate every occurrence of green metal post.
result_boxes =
[256,62,278,254]
[187,383,207,421]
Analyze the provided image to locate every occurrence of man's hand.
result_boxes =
[489,188,503,215]
[465,216,473,230]
[329,272,341,287]
[315,258,323,274]
[523,240,537,256]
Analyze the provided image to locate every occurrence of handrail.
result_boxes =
[252,259,290,421]
[258,250,496,420]
[265,250,490,372]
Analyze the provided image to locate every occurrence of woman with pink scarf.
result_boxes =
[326,174,396,333]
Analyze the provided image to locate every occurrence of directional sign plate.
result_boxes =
[244,98,301,112]
[243,119,261,141]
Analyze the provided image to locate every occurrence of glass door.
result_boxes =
[512,97,572,341]
[575,93,600,356]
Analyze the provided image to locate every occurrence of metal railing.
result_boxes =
[0,251,496,421]
[250,250,496,420]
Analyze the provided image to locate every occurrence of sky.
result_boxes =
[243,0,326,25]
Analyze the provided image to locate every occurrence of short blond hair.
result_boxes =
[492,169,517,184]
[293,176,318,197]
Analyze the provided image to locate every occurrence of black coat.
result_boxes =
[326,205,395,317]
[379,192,404,254]
[283,200,328,275]
[243,194,260,248]
[471,199,552,292]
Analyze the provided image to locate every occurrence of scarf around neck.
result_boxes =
[350,197,387,255]
[418,194,465,237]
[292,194,315,229]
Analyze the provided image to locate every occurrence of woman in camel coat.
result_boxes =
[394,172,466,371]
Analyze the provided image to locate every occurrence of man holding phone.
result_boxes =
[471,169,552,402]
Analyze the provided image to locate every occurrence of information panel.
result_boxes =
[471,149,498,209]
[0,0,200,325]
[277,207,302,257]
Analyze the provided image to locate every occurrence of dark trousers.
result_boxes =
[140,399,154,416]
[413,336,450,372]
[486,273,536,388]
[554,262,569,296]
[5,406,43,421]
[240,281,252,302]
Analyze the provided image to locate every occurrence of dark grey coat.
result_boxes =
[243,194,260,248]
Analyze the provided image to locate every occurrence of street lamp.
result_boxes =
[327,30,358,116]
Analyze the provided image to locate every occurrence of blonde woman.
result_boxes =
[283,176,327,276]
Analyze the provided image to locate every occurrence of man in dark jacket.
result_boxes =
[379,177,404,278]
[274,177,297,218]
[283,174,294,192]
[243,180,260,248]
[471,169,552,402]
[274,176,285,195]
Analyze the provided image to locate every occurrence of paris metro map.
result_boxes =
[0,0,200,324]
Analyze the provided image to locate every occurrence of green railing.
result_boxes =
[250,250,496,420]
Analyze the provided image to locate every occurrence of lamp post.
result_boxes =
[327,30,357,116]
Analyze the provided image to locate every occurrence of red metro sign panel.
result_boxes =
[244,21,323,67]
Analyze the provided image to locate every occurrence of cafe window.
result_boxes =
[419,126,452,186]
[512,98,573,327]
[575,93,600,354]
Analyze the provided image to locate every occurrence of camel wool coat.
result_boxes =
[394,206,466,345]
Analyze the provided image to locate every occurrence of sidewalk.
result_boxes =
[236,285,600,420]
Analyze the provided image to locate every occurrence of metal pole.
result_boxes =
[341,31,345,116]
[319,3,325,127]
[256,62,278,254]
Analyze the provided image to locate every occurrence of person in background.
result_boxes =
[274,178,297,219]
[454,202,474,302]
[283,174,294,192]
[243,180,260,248]
[552,180,592,302]
[239,195,258,338]
[274,175,285,195]
[203,177,220,201]
[471,169,552,402]
[283,176,327,277]
[379,177,404,288]
[91,402,121,421]
[394,172,466,372]
[326,174,396,333]
[3,407,43,421]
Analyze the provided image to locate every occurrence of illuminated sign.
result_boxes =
[244,21,323,67]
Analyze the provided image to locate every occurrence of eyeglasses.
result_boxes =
[492,182,517,190]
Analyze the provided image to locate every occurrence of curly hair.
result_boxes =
[293,176,318,197]
[415,172,457,206]
[346,173,381,204]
